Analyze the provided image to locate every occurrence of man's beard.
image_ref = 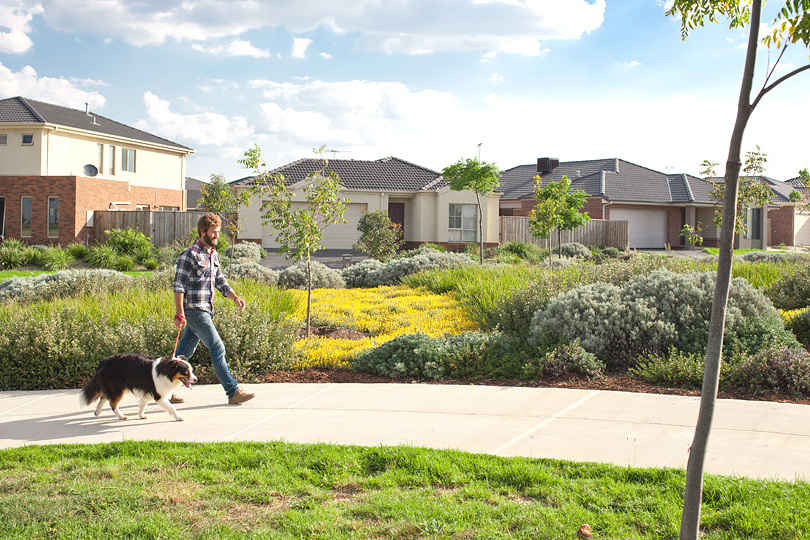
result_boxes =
[203,232,218,247]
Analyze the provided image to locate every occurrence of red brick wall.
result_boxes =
[1,176,183,245]
[768,205,795,246]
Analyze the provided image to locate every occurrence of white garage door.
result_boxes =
[796,212,810,246]
[610,209,667,248]
[262,202,366,250]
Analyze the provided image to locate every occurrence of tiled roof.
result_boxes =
[709,175,799,205]
[504,158,716,204]
[0,96,192,151]
[233,156,442,192]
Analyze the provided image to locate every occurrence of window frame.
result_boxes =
[0,134,7,145]
[48,196,59,238]
[20,196,32,238]
[21,134,34,146]
[122,147,136,172]
[448,203,478,243]
[108,144,116,175]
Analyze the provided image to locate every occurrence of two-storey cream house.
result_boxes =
[0,96,193,245]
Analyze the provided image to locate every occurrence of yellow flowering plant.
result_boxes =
[288,286,478,369]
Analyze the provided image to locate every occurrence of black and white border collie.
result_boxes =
[81,353,197,421]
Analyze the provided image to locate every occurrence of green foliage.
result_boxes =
[364,250,472,287]
[84,244,118,269]
[529,270,798,369]
[226,262,279,285]
[352,331,516,380]
[105,227,153,261]
[341,258,384,288]
[65,242,89,260]
[0,239,34,270]
[765,264,810,309]
[418,242,446,252]
[528,175,590,256]
[555,242,592,259]
[228,241,266,262]
[630,348,710,390]
[36,247,74,271]
[724,347,810,397]
[353,210,404,262]
[279,261,345,290]
[497,241,548,263]
[522,339,605,380]
[0,269,134,304]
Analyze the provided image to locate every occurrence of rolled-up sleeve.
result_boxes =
[173,250,193,294]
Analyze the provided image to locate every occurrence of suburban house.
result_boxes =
[0,96,193,245]
[785,175,810,246]
[232,156,501,250]
[500,157,804,249]
[185,177,207,210]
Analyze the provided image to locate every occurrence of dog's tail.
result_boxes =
[81,371,103,406]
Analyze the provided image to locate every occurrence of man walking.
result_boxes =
[172,213,254,405]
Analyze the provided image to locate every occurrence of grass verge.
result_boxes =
[1,441,808,539]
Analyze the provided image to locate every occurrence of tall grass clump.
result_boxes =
[0,239,34,270]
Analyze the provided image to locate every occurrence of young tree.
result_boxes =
[665,3,810,538]
[353,210,404,262]
[239,144,348,337]
[198,173,252,266]
[792,167,810,211]
[441,157,502,263]
[527,175,590,259]
[704,146,773,238]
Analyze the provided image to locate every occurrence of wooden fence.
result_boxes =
[93,210,236,247]
[500,217,628,250]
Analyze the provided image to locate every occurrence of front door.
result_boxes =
[388,202,405,237]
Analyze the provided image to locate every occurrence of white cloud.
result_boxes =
[69,77,109,87]
[192,39,271,58]
[0,1,43,54]
[291,38,312,59]
[488,72,504,83]
[35,0,606,55]
[319,52,332,60]
[623,60,641,68]
[135,91,253,147]
[0,62,106,109]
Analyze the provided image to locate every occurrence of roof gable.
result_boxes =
[233,156,442,192]
[0,96,192,152]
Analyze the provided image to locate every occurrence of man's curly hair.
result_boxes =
[197,213,222,237]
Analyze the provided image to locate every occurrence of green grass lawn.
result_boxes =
[0,441,807,539]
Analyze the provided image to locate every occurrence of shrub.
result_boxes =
[226,261,280,286]
[0,269,134,304]
[352,332,446,380]
[105,227,153,260]
[740,250,806,263]
[228,242,265,262]
[353,210,404,262]
[418,243,446,252]
[498,241,548,263]
[86,244,118,269]
[766,264,810,310]
[554,242,591,259]
[782,308,810,344]
[279,261,346,290]
[341,258,384,288]
[37,247,74,271]
[602,246,622,258]
[66,242,90,260]
[114,254,136,272]
[529,271,797,369]
[630,348,708,389]
[440,332,520,379]
[724,347,810,397]
[0,239,33,270]
[522,340,605,379]
[154,241,186,268]
[365,251,472,287]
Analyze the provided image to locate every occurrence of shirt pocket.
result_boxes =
[190,252,212,283]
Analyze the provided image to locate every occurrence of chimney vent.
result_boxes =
[537,157,560,174]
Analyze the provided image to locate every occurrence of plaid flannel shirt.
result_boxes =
[173,240,234,313]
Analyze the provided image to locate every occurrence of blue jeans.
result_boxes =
[175,309,238,398]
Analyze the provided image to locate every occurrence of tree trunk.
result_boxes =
[306,254,312,338]
[477,194,484,264]
[679,2,760,538]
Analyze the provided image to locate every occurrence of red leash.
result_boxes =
[172,315,186,357]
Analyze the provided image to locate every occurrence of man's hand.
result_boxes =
[233,295,246,312]
[174,314,186,330]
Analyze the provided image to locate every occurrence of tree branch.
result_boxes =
[752,63,810,109]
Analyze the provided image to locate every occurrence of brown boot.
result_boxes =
[169,394,184,404]
[228,388,255,405]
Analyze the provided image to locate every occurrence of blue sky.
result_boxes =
[1,0,808,182]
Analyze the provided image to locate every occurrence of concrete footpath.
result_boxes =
[1,383,808,482]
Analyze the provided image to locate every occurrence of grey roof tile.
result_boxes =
[0,96,192,151]
[233,156,442,192]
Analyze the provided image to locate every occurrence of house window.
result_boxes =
[21,134,34,146]
[135,204,150,211]
[107,145,116,175]
[97,143,103,169]
[48,197,59,238]
[449,204,477,242]
[21,197,32,237]
[745,207,762,240]
[122,148,136,172]
[0,134,7,145]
